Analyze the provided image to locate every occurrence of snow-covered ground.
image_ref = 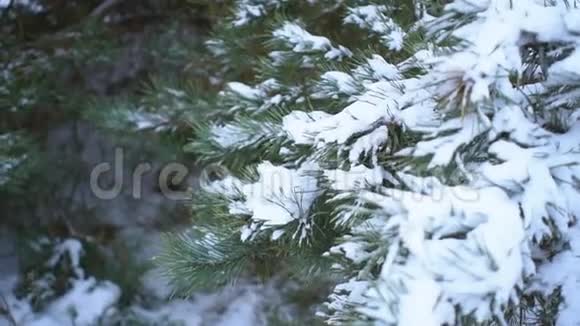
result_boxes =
[0,275,282,326]
[0,228,286,326]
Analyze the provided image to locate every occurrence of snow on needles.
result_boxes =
[205,162,321,242]
[273,22,352,60]
[199,0,580,324]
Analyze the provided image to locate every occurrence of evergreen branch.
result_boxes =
[157,230,255,296]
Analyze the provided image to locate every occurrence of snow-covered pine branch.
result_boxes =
[177,0,580,324]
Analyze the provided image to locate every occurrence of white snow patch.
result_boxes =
[240,161,320,228]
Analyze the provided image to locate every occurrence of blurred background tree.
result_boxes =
[0,0,220,229]
[0,1,247,324]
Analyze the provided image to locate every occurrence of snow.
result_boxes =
[220,79,284,113]
[0,238,120,326]
[0,0,43,12]
[356,185,527,325]
[317,71,358,97]
[232,0,285,26]
[344,5,406,51]
[396,279,440,326]
[283,82,400,147]
[211,124,248,148]
[324,45,352,61]
[564,11,580,33]
[324,165,384,191]
[240,161,320,230]
[0,157,24,186]
[47,239,84,278]
[0,230,291,326]
[535,225,580,326]
[548,49,580,85]
[353,55,399,82]
[273,22,332,53]
[226,82,263,101]
[329,242,369,265]
[1,273,284,326]
[282,110,331,144]
[384,28,405,51]
[488,105,550,146]
[234,5,264,26]
[25,279,121,326]
[206,160,323,239]
[323,278,369,323]
[344,4,389,31]
[126,111,168,131]
[411,113,488,168]
[271,229,285,240]
[201,0,580,324]
[282,74,439,166]
[208,119,283,152]
[128,281,285,326]
[272,22,351,61]
[348,126,389,164]
[477,113,580,242]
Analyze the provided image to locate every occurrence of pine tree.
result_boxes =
[1,1,245,324]
[161,0,580,325]
[0,0,220,225]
